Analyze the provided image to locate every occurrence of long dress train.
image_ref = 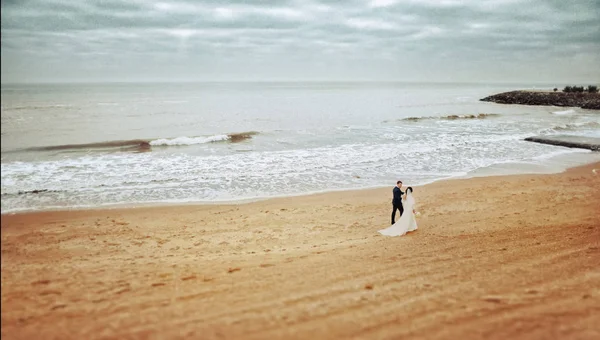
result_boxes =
[379,191,418,236]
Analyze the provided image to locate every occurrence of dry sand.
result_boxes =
[2,162,600,339]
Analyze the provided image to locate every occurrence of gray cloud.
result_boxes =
[1,0,599,83]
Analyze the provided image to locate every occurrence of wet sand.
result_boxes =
[2,162,600,339]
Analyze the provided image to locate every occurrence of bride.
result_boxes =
[379,187,418,236]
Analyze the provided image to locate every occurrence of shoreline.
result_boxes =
[2,161,599,339]
[3,149,599,216]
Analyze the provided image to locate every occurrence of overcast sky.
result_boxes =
[1,0,599,83]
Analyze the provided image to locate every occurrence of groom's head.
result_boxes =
[396,180,402,188]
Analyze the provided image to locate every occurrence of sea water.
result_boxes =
[2,82,599,212]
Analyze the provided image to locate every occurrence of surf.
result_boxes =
[22,132,260,153]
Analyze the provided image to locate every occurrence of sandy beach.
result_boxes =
[2,162,599,339]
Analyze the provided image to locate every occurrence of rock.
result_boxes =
[524,135,600,151]
[480,91,600,110]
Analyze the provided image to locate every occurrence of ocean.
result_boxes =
[2,82,599,213]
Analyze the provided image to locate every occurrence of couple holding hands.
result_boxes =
[379,181,418,237]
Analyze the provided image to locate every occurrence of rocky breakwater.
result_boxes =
[481,91,600,110]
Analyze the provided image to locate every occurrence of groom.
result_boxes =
[391,180,404,225]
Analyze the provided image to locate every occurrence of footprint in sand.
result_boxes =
[181,275,196,281]
[260,264,275,268]
[32,279,51,285]
[481,296,504,303]
[39,290,62,296]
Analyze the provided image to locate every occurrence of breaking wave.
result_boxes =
[24,132,259,152]
[1,189,63,197]
[27,139,152,152]
[150,135,230,146]
[552,109,576,115]
[402,113,500,122]
[545,121,600,132]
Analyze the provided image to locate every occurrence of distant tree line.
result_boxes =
[556,85,598,93]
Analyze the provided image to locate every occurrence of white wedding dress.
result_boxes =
[379,191,418,236]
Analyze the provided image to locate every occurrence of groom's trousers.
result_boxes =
[391,203,404,224]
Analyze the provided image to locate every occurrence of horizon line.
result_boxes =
[3,79,598,86]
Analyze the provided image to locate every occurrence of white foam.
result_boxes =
[541,121,600,134]
[3,113,600,212]
[531,148,589,161]
[3,132,593,212]
[552,109,576,115]
[149,135,230,146]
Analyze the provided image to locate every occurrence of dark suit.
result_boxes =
[391,186,404,224]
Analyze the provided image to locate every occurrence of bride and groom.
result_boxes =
[379,181,418,237]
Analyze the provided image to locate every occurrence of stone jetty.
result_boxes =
[524,135,600,151]
[481,91,600,110]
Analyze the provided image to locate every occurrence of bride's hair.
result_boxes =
[406,187,413,193]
